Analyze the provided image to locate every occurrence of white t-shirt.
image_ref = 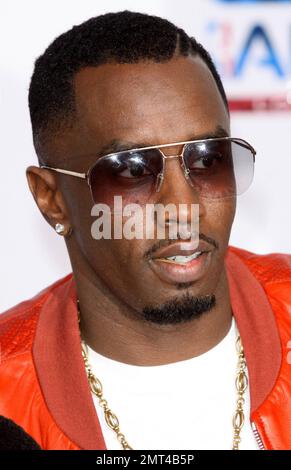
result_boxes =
[86,317,258,450]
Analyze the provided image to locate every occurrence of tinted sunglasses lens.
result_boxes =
[183,139,254,198]
[88,149,163,208]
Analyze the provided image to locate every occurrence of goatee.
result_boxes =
[142,292,216,325]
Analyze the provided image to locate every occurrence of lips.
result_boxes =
[150,239,212,261]
[148,239,213,284]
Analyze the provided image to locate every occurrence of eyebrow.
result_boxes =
[98,125,229,157]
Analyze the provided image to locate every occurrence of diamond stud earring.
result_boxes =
[55,223,65,235]
[55,223,72,237]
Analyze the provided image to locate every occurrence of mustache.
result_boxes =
[143,233,219,259]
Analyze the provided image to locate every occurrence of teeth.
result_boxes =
[162,251,203,264]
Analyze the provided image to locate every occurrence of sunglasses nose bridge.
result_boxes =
[156,150,193,192]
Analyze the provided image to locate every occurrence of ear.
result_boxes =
[26,165,72,235]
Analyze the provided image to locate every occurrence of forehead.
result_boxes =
[72,56,229,154]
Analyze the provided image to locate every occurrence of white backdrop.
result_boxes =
[1,0,291,311]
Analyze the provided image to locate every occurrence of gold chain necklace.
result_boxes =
[77,302,248,450]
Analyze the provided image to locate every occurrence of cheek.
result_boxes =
[202,198,236,246]
[81,236,150,306]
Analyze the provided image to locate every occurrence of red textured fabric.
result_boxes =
[0,245,290,449]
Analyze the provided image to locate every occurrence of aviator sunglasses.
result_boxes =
[40,136,256,208]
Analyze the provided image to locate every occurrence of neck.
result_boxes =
[73,265,232,367]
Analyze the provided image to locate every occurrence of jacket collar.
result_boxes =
[32,248,282,450]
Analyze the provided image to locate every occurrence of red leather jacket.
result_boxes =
[0,246,291,450]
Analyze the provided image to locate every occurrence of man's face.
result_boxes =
[46,55,235,321]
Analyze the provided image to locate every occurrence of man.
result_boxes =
[0,10,290,451]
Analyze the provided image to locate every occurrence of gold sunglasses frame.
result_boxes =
[40,136,256,200]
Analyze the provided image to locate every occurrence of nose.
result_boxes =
[153,149,205,238]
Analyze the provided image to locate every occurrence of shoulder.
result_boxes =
[0,273,80,450]
[0,273,73,362]
[227,246,291,341]
[228,245,291,286]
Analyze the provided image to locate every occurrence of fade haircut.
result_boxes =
[28,10,229,158]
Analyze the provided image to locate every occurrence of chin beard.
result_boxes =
[142,292,216,325]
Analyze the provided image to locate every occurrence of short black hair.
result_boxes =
[28,10,229,157]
